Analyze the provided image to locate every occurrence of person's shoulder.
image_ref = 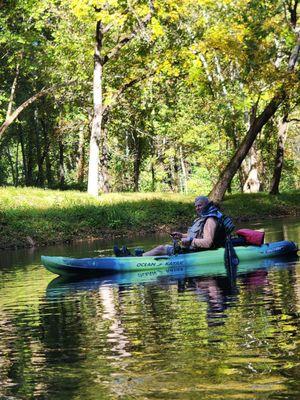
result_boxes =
[206,217,218,225]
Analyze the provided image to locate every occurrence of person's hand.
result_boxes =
[181,237,192,247]
[170,231,183,239]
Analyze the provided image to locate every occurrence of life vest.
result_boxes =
[187,202,234,248]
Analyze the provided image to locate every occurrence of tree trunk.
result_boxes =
[58,139,65,188]
[34,108,44,187]
[76,127,85,185]
[168,156,180,192]
[26,122,34,186]
[243,146,261,193]
[179,146,188,193]
[45,152,53,187]
[99,126,110,193]
[151,162,156,192]
[269,114,289,195]
[18,121,28,184]
[6,146,16,185]
[40,115,53,187]
[87,21,103,197]
[209,91,285,202]
[230,132,245,191]
[133,135,142,192]
[15,140,19,186]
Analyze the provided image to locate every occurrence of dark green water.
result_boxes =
[0,218,299,399]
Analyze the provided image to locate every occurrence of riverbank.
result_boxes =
[0,187,299,250]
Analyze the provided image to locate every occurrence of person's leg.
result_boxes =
[143,245,168,256]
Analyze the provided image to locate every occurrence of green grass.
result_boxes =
[0,187,299,249]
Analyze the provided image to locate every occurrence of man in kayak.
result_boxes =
[142,195,226,256]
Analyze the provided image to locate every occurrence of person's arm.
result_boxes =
[191,218,217,249]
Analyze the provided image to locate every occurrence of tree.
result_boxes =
[65,0,155,196]
[209,0,300,202]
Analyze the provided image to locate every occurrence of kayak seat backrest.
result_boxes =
[236,229,265,246]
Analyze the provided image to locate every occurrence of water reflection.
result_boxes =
[39,255,300,399]
[0,217,299,399]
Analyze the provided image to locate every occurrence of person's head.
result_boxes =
[194,195,209,215]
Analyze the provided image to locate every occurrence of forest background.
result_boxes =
[0,0,300,202]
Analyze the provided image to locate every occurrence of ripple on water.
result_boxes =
[0,224,299,399]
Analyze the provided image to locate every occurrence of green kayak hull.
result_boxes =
[41,240,298,277]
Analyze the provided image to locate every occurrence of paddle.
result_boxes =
[172,238,182,255]
[224,235,239,284]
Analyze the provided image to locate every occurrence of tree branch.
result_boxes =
[287,0,298,28]
[102,71,155,119]
[287,117,300,122]
[102,0,154,65]
[0,88,51,139]
[0,81,76,140]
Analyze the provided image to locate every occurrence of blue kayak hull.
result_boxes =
[46,253,299,297]
[41,240,298,277]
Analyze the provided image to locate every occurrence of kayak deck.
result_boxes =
[41,240,298,277]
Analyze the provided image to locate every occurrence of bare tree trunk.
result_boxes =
[87,21,103,197]
[269,114,289,195]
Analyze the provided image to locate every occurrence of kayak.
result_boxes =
[46,254,299,297]
[41,240,298,277]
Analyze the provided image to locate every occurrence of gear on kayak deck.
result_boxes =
[113,245,144,257]
[113,245,132,257]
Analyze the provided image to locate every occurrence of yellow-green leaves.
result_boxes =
[150,17,164,39]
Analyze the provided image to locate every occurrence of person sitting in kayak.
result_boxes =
[142,195,226,257]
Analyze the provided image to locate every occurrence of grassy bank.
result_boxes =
[0,187,299,249]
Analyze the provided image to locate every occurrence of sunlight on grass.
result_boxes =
[0,187,299,249]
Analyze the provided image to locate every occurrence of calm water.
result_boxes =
[0,218,299,400]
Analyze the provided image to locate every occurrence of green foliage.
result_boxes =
[0,0,299,194]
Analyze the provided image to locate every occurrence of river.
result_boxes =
[0,217,299,399]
